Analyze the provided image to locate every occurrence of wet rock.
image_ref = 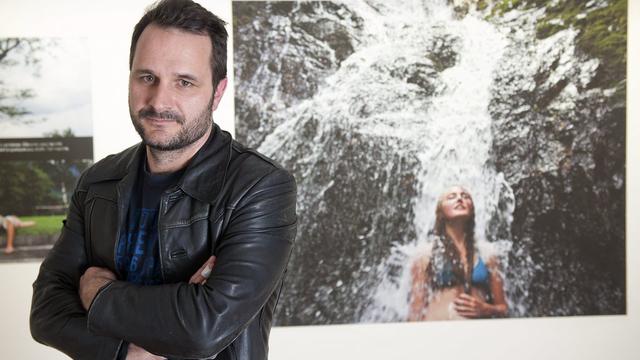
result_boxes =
[452,2,470,20]
[233,2,363,146]
[389,60,439,96]
[257,114,420,325]
[489,8,625,316]
[427,32,461,72]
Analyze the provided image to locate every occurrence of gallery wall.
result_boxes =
[0,0,638,359]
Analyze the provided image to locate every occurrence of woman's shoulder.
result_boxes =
[410,253,430,279]
[478,253,501,270]
[476,240,506,266]
[412,252,430,265]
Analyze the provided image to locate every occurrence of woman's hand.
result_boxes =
[453,293,491,318]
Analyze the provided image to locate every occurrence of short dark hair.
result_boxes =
[129,0,228,87]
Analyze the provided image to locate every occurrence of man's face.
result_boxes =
[129,24,224,151]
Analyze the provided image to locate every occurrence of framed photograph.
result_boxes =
[0,37,93,262]
[232,0,626,324]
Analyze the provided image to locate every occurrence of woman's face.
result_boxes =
[440,186,474,222]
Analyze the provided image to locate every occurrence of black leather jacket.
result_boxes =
[30,125,297,360]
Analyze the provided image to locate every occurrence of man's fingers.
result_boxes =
[189,273,207,285]
[204,255,216,270]
[200,264,212,279]
[84,266,116,280]
[189,273,202,284]
[189,256,216,285]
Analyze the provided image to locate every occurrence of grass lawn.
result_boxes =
[14,215,65,236]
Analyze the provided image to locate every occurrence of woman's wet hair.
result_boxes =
[427,188,476,293]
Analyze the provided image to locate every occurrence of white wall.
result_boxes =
[0,1,638,359]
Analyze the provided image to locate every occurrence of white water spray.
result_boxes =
[359,1,516,322]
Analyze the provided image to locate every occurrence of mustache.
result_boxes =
[138,107,184,124]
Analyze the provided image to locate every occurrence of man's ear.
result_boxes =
[211,78,228,111]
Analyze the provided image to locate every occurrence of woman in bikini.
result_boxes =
[407,186,508,321]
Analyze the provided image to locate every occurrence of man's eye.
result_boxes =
[179,79,193,87]
[141,75,154,83]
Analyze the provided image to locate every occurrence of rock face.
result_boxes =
[232,0,626,324]
[263,118,420,324]
[233,2,363,147]
[488,6,626,315]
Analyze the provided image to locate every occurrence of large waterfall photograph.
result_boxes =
[232,0,627,325]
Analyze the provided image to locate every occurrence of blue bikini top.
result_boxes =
[433,257,490,289]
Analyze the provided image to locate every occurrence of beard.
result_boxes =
[130,96,214,152]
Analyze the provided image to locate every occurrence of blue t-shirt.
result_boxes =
[115,164,183,285]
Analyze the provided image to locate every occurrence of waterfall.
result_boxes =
[234,0,545,324]
[358,2,519,322]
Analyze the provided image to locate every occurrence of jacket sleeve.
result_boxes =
[30,174,124,360]
[85,168,297,359]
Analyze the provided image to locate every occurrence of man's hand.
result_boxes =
[78,267,116,311]
[189,256,216,285]
[127,343,166,360]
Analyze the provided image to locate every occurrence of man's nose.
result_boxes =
[147,82,173,110]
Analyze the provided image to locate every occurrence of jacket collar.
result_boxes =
[86,123,232,205]
[177,123,232,205]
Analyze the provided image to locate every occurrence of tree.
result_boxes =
[39,128,93,209]
[0,38,53,122]
[0,161,55,215]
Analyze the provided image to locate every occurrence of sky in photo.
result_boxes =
[0,37,92,138]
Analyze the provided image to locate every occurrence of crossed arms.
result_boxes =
[30,169,297,359]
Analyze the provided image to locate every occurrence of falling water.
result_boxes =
[236,0,539,324]
[359,2,520,322]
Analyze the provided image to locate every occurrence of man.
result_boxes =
[29,1,297,359]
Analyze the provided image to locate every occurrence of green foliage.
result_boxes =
[0,86,35,118]
[0,130,91,216]
[44,128,76,138]
[12,215,64,236]
[37,129,93,208]
[577,0,627,88]
[536,0,627,89]
[536,21,565,38]
[0,162,55,215]
[491,0,526,16]
[490,0,626,92]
